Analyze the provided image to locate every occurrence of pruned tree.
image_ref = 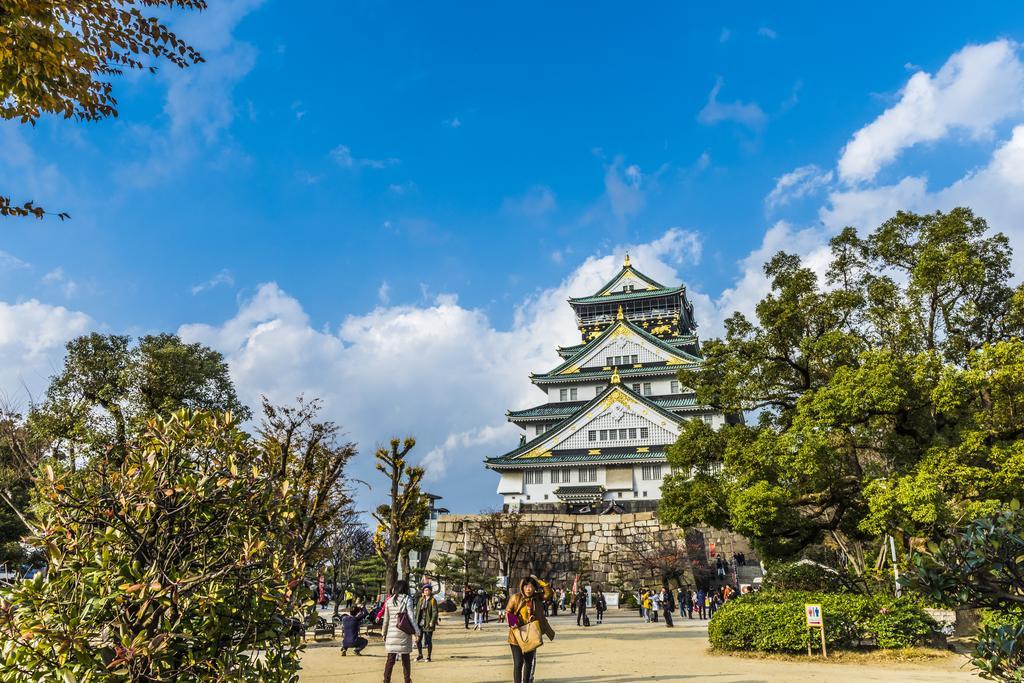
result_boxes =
[2,0,207,219]
[324,513,373,615]
[372,438,427,594]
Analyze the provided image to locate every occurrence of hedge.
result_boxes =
[708,591,935,653]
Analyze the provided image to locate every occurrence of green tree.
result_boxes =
[0,410,308,681]
[660,208,1024,584]
[372,438,427,594]
[1,0,205,219]
[912,503,1024,681]
[31,332,250,465]
[430,549,496,592]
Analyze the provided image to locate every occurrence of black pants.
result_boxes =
[596,609,604,624]
[416,630,433,659]
[576,608,586,626]
[664,609,674,627]
[383,653,410,683]
[342,636,367,654]
[698,603,707,619]
[511,645,537,683]
[463,610,471,628]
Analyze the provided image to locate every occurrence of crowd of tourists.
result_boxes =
[337,574,748,683]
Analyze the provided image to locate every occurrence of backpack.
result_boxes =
[583,614,591,627]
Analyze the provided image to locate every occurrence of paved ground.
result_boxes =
[299,610,976,683]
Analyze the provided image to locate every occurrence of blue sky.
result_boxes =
[4,2,1024,513]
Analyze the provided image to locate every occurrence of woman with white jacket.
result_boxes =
[382,579,421,683]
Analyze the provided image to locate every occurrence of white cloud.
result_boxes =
[0,250,30,271]
[824,125,1024,274]
[387,181,417,195]
[176,228,703,508]
[330,144,400,170]
[191,269,235,295]
[377,281,391,305]
[698,77,767,130]
[0,300,92,403]
[603,158,646,223]
[765,164,834,210]
[838,40,1024,183]
[42,267,78,298]
[758,27,778,39]
[502,185,557,217]
[444,117,462,129]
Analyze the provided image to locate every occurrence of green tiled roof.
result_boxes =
[586,264,666,298]
[553,485,604,495]
[534,317,704,382]
[486,446,668,468]
[531,363,684,385]
[508,394,699,421]
[568,286,684,306]
[488,383,687,466]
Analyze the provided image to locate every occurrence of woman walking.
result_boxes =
[415,584,438,662]
[382,580,421,683]
[505,577,556,683]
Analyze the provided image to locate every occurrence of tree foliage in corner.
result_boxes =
[660,208,1024,579]
[913,503,1024,682]
[1,0,206,218]
[0,411,308,681]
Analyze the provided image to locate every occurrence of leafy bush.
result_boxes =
[708,591,935,653]
[762,561,848,593]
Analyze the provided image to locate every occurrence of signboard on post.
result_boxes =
[804,604,827,657]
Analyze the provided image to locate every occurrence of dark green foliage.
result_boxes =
[762,562,848,593]
[912,504,1024,681]
[661,209,1024,584]
[708,591,934,653]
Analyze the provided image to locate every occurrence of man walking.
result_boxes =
[696,588,707,619]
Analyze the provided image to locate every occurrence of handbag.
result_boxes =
[511,620,543,654]
[395,599,416,635]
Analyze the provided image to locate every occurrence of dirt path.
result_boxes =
[300,610,975,682]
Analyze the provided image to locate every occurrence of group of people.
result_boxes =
[460,586,502,629]
[635,583,741,624]
[541,586,606,626]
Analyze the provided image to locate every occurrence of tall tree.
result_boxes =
[1,0,206,219]
[659,208,1024,586]
[372,438,427,594]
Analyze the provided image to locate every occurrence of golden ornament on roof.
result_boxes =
[610,367,621,384]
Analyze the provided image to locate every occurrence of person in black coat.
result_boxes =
[575,589,588,626]
[461,587,474,629]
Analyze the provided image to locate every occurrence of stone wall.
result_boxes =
[426,512,756,591]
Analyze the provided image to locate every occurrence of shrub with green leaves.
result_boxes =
[762,562,848,593]
[708,591,934,653]
[0,411,310,682]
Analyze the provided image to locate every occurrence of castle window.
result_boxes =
[552,469,570,483]
[524,470,544,484]
[579,467,598,483]
[632,383,641,393]
[631,354,639,363]
[608,429,617,441]
[643,382,652,396]
[606,356,613,366]
[599,429,608,440]
[628,428,637,439]
[640,427,649,439]
[701,414,713,426]
[559,388,567,401]
[570,388,578,401]
[618,429,628,440]
[588,430,596,442]
[641,464,663,480]
[670,380,679,394]
[596,385,605,396]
